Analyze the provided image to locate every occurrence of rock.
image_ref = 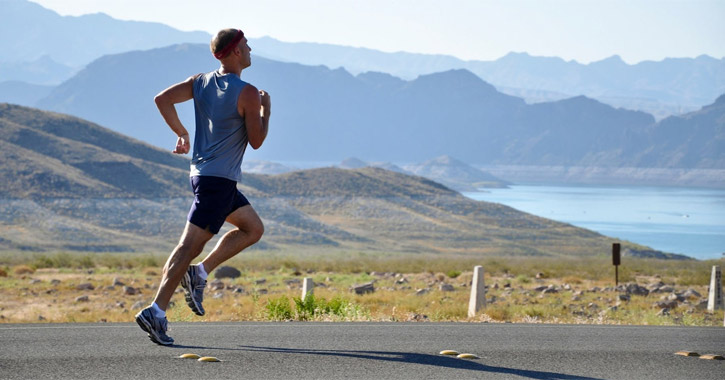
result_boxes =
[352,282,375,295]
[396,277,408,284]
[653,300,678,309]
[415,288,429,296]
[657,308,670,316]
[75,295,90,302]
[608,306,618,312]
[131,301,145,310]
[682,289,701,299]
[542,286,559,294]
[571,295,581,301]
[255,278,267,285]
[123,286,138,296]
[563,284,572,291]
[284,278,301,285]
[503,283,511,288]
[439,284,455,292]
[212,292,224,299]
[534,285,548,292]
[535,272,546,279]
[256,289,268,295]
[233,287,245,294]
[493,282,499,289]
[106,286,116,291]
[30,279,41,284]
[76,283,94,291]
[654,285,675,293]
[210,280,225,291]
[695,299,708,310]
[50,279,61,285]
[325,277,332,283]
[38,315,46,321]
[589,287,601,293]
[112,278,125,286]
[214,266,242,279]
[587,303,599,310]
[406,313,428,321]
[625,283,649,296]
[115,301,125,308]
[665,293,685,302]
[618,294,631,302]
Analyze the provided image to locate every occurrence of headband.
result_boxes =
[214,29,244,59]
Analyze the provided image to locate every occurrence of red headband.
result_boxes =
[214,29,244,59]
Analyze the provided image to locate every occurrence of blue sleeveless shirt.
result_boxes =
[190,71,249,182]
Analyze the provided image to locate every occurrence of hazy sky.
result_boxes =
[30,0,725,64]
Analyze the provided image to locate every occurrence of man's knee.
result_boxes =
[248,219,264,243]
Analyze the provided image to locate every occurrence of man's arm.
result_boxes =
[154,74,200,154]
[238,84,270,150]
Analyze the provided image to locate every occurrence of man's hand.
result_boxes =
[259,90,271,116]
[173,134,190,154]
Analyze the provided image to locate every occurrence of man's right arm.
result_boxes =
[154,74,200,154]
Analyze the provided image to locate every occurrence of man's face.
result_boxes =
[238,37,251,68]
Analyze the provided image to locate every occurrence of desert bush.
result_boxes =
[446,270,462,279]
[0,267,7,277]
[13,265,34,275]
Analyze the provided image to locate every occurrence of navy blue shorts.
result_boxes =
[187,176,250,234]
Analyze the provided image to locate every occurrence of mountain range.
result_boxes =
[27,44,725,176]
[2,0,723,121]
[1,103,686,259]
[248,37,724,119]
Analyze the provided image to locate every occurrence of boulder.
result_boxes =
[618,294,631,302]
[352,282,375,295]
[76,283,94,291]
[214,266,241,279]
[625,283,649,296]
[439,284,455,292]
[653,300,678,309]
[75,295,90,302]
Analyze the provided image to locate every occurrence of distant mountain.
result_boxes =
[0,55,78,85]
[0,0,210,68]
[2,103,689,258]
[30,44,724,174]
[249,37,725,119]
[0,81,54,107]
[404,156,509,191]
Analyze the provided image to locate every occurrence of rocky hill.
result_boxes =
[0,104,687,259]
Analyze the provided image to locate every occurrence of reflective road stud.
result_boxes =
[674,351,700,357]
[179,353,200,359]
[699,354,724,360]
[439,350,460,356]
[457,353,480,359]
[198,357,221,362]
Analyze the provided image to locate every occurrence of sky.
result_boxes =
[30,0,725,64]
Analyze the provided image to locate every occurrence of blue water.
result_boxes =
[463,186,725,260]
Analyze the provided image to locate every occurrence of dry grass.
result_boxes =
[0,255,723,326]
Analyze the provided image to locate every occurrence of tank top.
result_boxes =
[190,71,249,182]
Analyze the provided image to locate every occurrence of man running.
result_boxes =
[135,28,270,345]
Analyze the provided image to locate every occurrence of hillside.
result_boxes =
[0,104,686,259]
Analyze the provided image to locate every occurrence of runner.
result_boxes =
[135,28,270,345]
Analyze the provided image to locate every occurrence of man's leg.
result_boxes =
[153,222,213,310]
[199,205,264,273]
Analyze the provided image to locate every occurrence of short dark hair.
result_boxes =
[211,28,241,59]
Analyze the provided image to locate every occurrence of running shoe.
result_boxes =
[135,307,174,345]
[181,265,207,316]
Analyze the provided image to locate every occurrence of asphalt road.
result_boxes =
[1,322,723,379]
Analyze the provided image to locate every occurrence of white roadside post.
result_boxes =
[468,266,486,318]
[302,277,314,300]
[707,266,722,312]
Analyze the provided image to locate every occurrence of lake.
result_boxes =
[463,185,725,260]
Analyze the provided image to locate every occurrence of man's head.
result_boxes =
[211,28,251,68]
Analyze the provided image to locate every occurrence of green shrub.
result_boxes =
[446,270,462,279]
[265,296,293,320]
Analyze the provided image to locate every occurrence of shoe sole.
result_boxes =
[181,272,205,316]
[135,313,173,346]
